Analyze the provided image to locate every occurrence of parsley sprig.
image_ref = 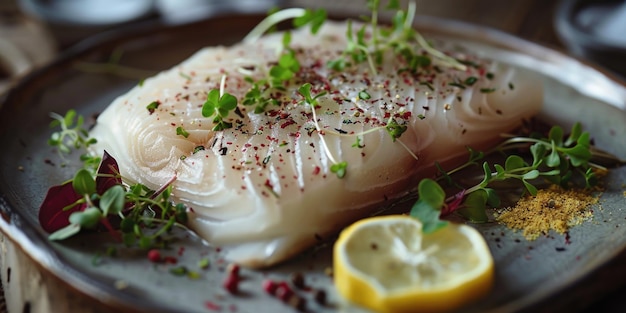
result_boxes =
[410,122,614,233]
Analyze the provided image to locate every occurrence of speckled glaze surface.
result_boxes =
[0,13,625,313]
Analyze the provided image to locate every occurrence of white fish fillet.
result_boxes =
[90,21,542,267]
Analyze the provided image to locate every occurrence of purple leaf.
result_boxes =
[39,150,123,234]
[96,150,122,194]
[38,183,86,233]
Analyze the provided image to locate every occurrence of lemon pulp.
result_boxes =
[333,215,494,313]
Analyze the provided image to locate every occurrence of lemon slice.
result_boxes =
[333,215,494,313]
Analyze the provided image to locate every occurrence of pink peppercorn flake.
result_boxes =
[275,282,294,302]
[223,275,239,294]
[227,263,240,277]
[163,256,178,264]
[262,279,278,295]
[204,301,221,311]
[147,249,161,263]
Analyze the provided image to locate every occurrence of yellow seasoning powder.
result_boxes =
[493,185,598,240]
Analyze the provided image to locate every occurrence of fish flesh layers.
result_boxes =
[89,21,542,268]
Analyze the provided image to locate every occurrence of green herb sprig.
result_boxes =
[269,45,300,87]
[238,7,328,112]
[243,8,326,43]
[45,109,190,247]
[329,1,466,76]
[241,32,302,112]
[50,169,188,250]
[48,109,101,171]
[242,77,279,113]
[410,122,610,233]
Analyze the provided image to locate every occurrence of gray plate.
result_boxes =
[1,13,625,313]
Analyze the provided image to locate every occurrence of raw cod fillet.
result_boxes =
[89,21,542,267]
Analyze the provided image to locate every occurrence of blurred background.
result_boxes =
[2,0,626,95]
[0,0,625,312]
[0,0,569,96]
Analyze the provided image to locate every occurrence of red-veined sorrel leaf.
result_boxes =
[38,183,86,233]
[39,150,122,234]
[96,150,121,194]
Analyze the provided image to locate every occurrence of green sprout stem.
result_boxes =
[243,8,307,43]
[309,105,340,165]
[492,135,621,170]
[409,122,622,230]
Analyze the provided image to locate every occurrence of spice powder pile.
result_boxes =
[493,185,599,240]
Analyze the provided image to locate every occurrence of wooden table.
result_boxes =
[2,0,624,312]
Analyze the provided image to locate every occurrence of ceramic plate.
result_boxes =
[1,13,625,313]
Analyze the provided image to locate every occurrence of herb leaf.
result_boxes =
[69,207,102,229]
[409,179,448,233]
[48,224,81,241]
[427,122,608,221]
[176,126,190,138]
[73,169,96,195]
[330,161,348,178]
[100,185,126,216]
[385,118,407,142]
[202,89,238,131]
[48,110,99,169]
[458,189,489,222]
[293,9,327,34]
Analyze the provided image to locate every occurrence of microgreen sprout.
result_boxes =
[45,110,190,247]
[42,150,190,250]
[269,48,300,87]
[146,101,160,114]
[242,31,304,111]
[409,179,449,233]
[328,20,377,74]
[384,118,407,142]
[330,162,348,178]
[202,76,239,131]
[328,1,466,76]
[297,83,349,178]
[48,110,96,154]
[242,78,279,113]
[48,109,100,170]
[176,126,190,138]
[243,8,327,43]
[352,136,365,148]
[410,122,615,231]
[298,83,327,106]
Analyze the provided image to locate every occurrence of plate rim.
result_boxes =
[1,11,625,313]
